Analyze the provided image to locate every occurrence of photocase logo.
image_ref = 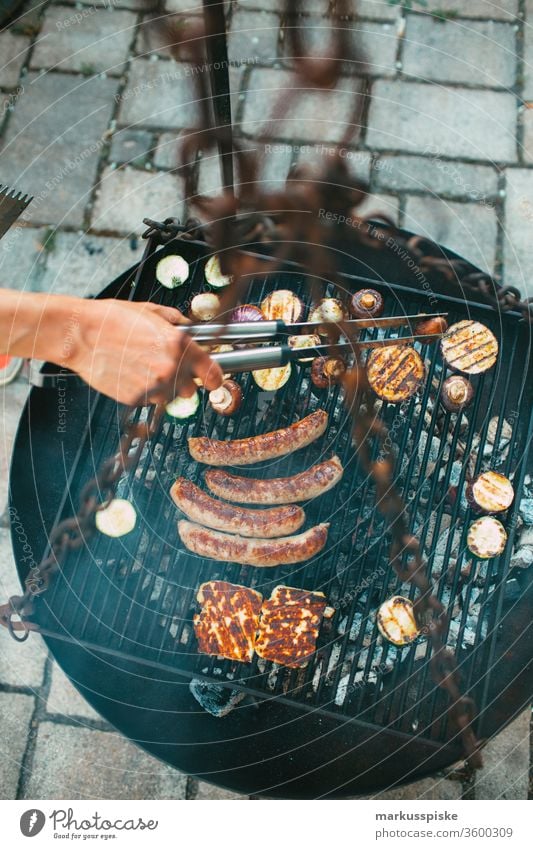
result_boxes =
[20,809,46,837]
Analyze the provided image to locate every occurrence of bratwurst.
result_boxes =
[204,456,344,504]
[188,409,328,466]
[177,520,329,567]
[170,478,305,538]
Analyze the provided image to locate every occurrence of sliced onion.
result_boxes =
[231,304,264,323]
[95,498,137,538]
[156,254,189,289]
[166,391,200,419]
[261,290,306,323]
[252,362,292,391]
[190,292,221,322]
[205,255,232,288]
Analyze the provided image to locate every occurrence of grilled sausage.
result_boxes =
[441,320,498,375]
[205,456,344,504]
[188,409,328,466]
[366,345,425,403]
[178,520,329,567]
[170,478,305,538]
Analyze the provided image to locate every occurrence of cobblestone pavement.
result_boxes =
[1,0,532,800]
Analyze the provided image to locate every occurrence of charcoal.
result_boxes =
[510,547,533,570]
[519,498,533,525]
[189,679,246,718]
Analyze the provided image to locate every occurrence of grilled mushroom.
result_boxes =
[190,292,221,322]
[377,596,419,646]
[467,516,508,559]
[311,355,347,389]
[366,345,425,403]
[205,254,232,288]
[95,498,137,538]
[415,315,449,342]
[261,290,305,323]
[349,288,384,319]
[440,375,474,412]
[156,255,189,289]
[253,362,292,391]
[288,333,321,364]
[441,320,498,374]
[468,471,514,514]
[208,380,243,416]
[308,298,347,335]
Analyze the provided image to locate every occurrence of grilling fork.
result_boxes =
[0,184,33,240]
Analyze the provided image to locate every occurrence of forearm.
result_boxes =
[0,288,83,367]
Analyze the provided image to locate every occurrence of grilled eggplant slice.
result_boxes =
[209,380,243,416]
[261,290,305,323]
[441,320,498,375]
[468,471,514,514]
[166,391,200,419]
[311,355,346,389]
[366,345,425,403]
[440,375,474,412]
[155,254,189,288]
[377,596,419,646]
[349,288,384,319]
[190,292,221,322]
[253,362,292,391]
[467,516,507,559]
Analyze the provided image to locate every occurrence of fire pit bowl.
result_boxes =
[8,224,533,798]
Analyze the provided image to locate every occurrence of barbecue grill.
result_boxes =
[7,224,533,797]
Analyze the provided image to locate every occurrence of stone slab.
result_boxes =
[421,1,518,19]
[367,80,517,162]
[374,154,499,200]
[91,165,184,234]
[118,59,203,130]
[229,9,281,64]
[474,708,531,799]
[503,167,533,296]
[110,128,154,166]
[404,195,498,273]
[0,691,34,800]
[31,7,137,76]
[521,106,533,164]
[191,780,246,799]
[37,231,145,296]
[0,31,30,89]
[0,384,30,518]
[0,73,118,229]
[153,131,183,170]
[242,68,364,142]
[403,17,516,88]
[24,723,188,799]
[357,776,463,800]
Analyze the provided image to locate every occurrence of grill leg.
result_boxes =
[202,0,234,193]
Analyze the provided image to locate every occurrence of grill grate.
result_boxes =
[34,240,533,746]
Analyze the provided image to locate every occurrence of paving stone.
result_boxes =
[374,155,499,200]
[503,168,533,297]
[47,663,101,720]
[24,723,188,799]
[367,80,517,162]
[197,152,225,196]
[293,143,372,181]
[0,226,48,293]
[357,192,399,223]
[357,1,399,20]
[421,1,518,19]
[0,31,30,89]
[403,17,516,88]
[164,0,204,13]
[242,68,363,142]
[259,141,294,188]
[191,779,246,799]
[153,131,183,169]
[404,195,498,273]
[281,19,398,77]
[54,0,147,8]
[358,776,463,800]
[110,128,154,166]
[474,708,530,799]
[38,231,145,296]
[0,691,34,800]
[229,9,281,64]
[237,0,327,12]
[0,73,117,229]
[0,383,30,518]
[118,59,203,130]
[522,20,533,100]
[91,166,184,234]
[521,106,533,164]
[31,7,137,76]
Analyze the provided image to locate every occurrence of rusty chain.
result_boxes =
[3,0,531,769]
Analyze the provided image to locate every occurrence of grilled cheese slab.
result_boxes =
[255,585,327,668]
[194,581,263,663]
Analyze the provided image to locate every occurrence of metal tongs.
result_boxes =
[185,312,448,373]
